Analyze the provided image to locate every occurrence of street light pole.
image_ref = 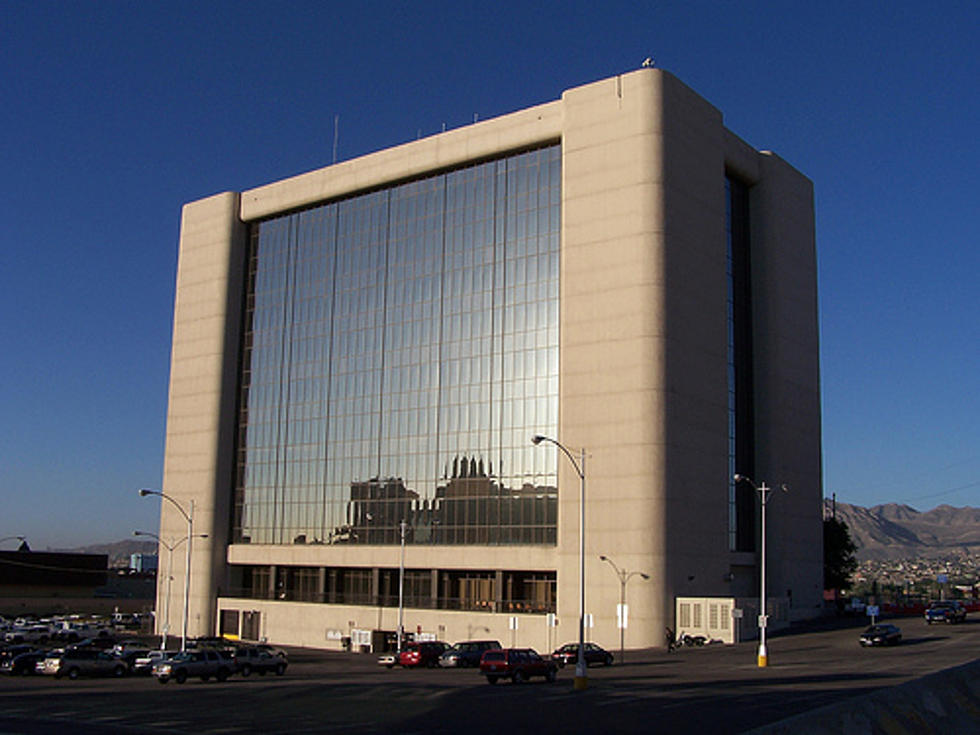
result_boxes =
[734,475,786,668]
[532,434,588,691]
[599,555,649,664]
[397,519,406,655]
[139,489,195,652]
[135,530,208,651]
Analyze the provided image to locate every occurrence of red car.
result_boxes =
[479,648,558,684]
[398,641,449,668]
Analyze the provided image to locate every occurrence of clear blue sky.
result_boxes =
[2,1,977,548]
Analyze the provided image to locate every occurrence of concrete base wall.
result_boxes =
[216,598,563,653]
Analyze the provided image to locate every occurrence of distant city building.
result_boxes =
[129,553,158,573]
[0,549,108,615]
[153,68,822,650]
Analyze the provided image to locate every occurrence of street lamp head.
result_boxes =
[138,488,153,497]
[733,474,744,483]
[531,434,545,445]
[598,554,608,561]
[640,573,651,581]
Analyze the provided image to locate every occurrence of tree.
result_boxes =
[824,517,858,591]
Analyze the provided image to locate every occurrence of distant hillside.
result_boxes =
[50,539,157,568]
[825,500,980,561]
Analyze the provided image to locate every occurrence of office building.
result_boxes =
[154,67,822,651]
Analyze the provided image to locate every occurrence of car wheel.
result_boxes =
[216,668,229,682]
[486,675,498,685]
[386,664,394,669]
[513,670,526,685]
[258,669,267,676]
[113,665,125,678]
[157,677,169,684]
[68,668,80,680]
[546,669,556,683]
[175,669,188,684]
[241,664,252,677]
[605,655,613,666]
[275,663,286,676]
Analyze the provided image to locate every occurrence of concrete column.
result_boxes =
[159,191,246,639]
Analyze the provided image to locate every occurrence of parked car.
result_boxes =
[1,648,47,676]
[67,636,117,651]
[859,624,902,647]
[398,641,449,668]
[254,643,289,661]
[39,648,127,679]
[377,652,398,668]
[925,601,967,624]
[551,642,614,667]
[232,646,288,676]
[152,649,235,684]
[480,648,558,684]
[116,647,152,670]
[439,640,502,668]
[54,621,112,642]
[131,649,177,676]
[111,639,147,656]
[189,636,236,652]
[0,644,35,662]
[4,624,53,644]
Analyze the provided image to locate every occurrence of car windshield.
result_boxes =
[483,651,505,661]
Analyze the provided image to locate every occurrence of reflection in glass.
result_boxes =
[234,145,560,546]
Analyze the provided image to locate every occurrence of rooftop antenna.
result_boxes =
[332,114,339,164]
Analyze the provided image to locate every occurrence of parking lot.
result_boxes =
[2,615,980,734]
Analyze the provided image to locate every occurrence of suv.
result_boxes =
[40,649,127,679]
[925,600,967,624]
[152,649,234,684]
[480,648,558,684]
[232,645,288,676]
[439,640,502,668]
[398,641,449,668]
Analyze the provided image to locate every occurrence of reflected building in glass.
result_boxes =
[155,68,822,651]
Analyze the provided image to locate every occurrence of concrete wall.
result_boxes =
[217,597,560,653]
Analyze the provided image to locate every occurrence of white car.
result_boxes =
[131,649,177,675]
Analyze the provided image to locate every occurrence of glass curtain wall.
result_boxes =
[726,175,756,552]
[234,145,560,546]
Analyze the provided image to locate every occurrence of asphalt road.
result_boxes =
[2,616,979,734]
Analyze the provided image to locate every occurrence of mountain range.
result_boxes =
[826,500,980,561]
